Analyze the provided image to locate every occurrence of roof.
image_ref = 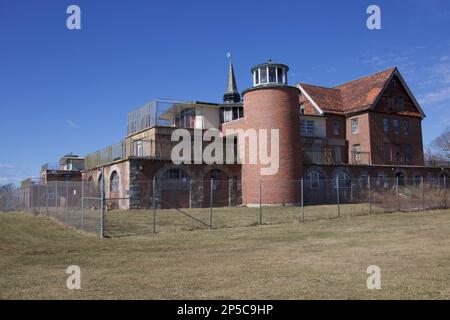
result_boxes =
[297,67,425,118]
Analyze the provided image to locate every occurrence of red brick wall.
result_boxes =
[242,86,302,205]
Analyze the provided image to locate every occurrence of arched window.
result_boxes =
[413,174,422,186]
[305,170,325,189]
[110,171,119,193]
[163,168,188,181]
[377,172,386,187]
[335,171,351,188]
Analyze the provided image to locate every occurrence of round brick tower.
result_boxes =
[241,61,302,205]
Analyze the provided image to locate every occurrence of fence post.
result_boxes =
[56,182,59,217]
[100,167,105,238]
[66,179,69,224]
[300,179,304,223]
[445,175,448,209]
[396,176,400,212]
[152,177,156,235]
[368,176,372,214]
[421,176,425,211]
[189,179,192,209]
[259,178,263,225]
[228,178,232,207]
[209,179,213,230]
[336,176,340,218]
[45,182,48,216]
[37,182,41,214]
[81,179,84,230]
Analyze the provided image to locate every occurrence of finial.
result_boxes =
[226,52,232,62]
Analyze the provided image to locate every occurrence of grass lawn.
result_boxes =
[1,209,450,299]
[104,203,379,237]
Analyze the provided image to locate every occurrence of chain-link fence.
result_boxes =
[1,177,448,237]
[0,180,102,235]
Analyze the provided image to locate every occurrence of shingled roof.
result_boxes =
[298,67,418,115]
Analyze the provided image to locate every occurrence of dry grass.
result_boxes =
[104,203,379,237]
[1,209,450,299]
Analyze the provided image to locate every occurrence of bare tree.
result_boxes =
[0,183,16,211]
[426,127,450,165]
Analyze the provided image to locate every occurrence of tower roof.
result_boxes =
[223,59,241,103]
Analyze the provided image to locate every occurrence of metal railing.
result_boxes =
[85,140,176,170]
[41,163,61,172]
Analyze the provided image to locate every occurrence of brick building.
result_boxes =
[34,59,449,209]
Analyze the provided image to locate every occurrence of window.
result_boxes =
[395,144,402,162]
[388,97,395,111]
[353,144,361,162]
[397,96,405,110]
[333,120,341,135]
[254,70,259,85]
[134,140,143,157]
[414,174,422,186]
[110,171,119,193]
[384,143,392,161]
[335,146,342,163]
[383,117,389,133]
[260,68,267,83]
[306,170,324,189]
[392,80,397,88]
[377,172,386,187]
[404,144,412,163]
[360,172,369,188]
[351,118,359,134]
[300,104,305,114]
[277,67,283,83]
[268,67,276,82]
[232,108,239,120]
[335,171,351,188]
[300,119,315,136]
[223,107,232,122]
[393,118,400,134]
[163,168,188,181]
[402,120,409,135]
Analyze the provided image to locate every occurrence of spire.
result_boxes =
[223,53,241,103]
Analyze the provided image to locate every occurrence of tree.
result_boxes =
[425,127,450,164]
[0,183,16,211]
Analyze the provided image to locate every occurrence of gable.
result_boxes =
[372,72,425,118]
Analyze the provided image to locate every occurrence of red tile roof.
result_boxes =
[299,67,396,115]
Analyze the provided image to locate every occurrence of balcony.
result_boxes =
[85,138,240,171]
[85,140,174,171]
[41,163,61,172]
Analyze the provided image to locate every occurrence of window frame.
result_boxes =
[351,118,359,134]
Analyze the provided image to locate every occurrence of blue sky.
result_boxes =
[1,0,449,183]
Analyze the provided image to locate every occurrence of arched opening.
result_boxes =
[304,169,327,204]
[334,170,352,203]
[160,168,190,209]
[396,171,406,186]
[110,171,119,193]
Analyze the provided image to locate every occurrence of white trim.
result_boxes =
[297,84,324,115]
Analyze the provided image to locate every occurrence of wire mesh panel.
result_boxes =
[0,175,449,238]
